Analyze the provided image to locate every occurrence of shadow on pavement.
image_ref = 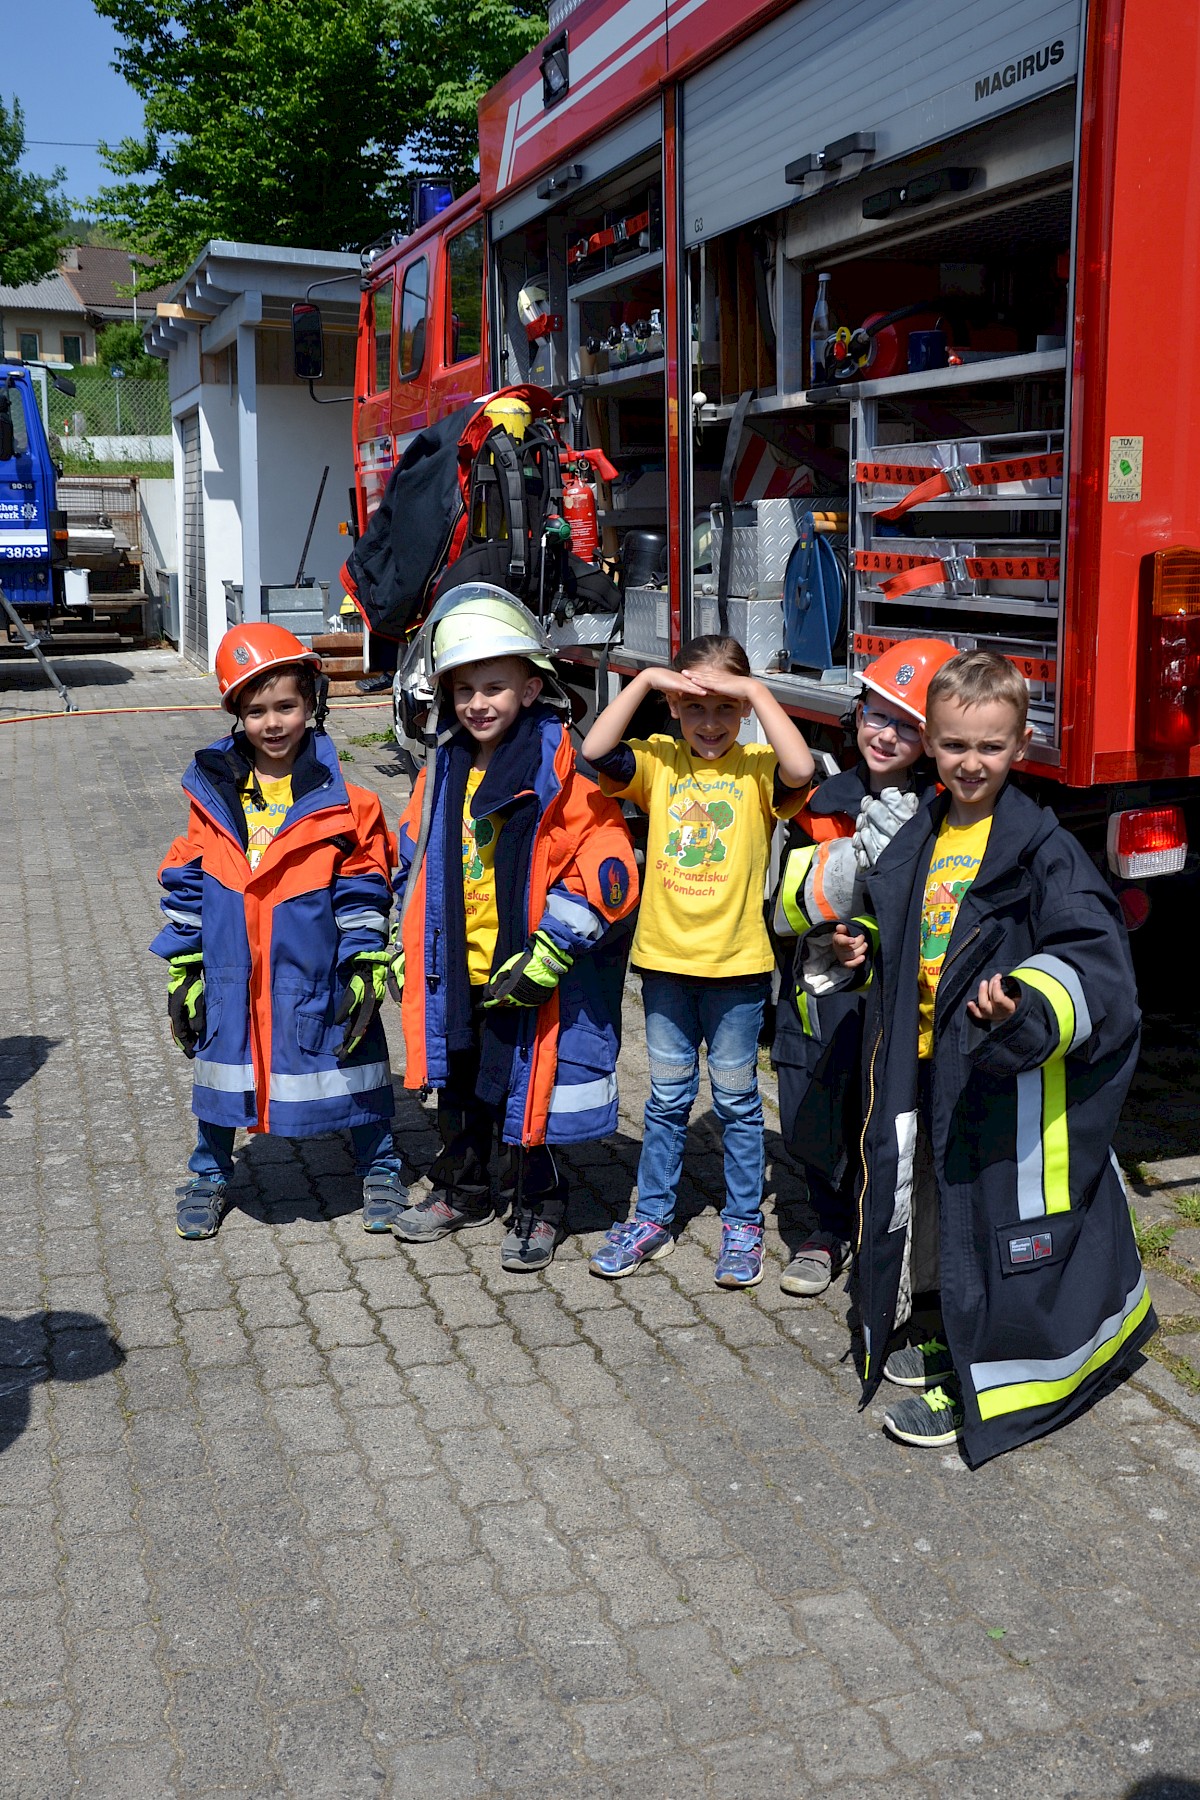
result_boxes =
[0,1035,58,1118]
[0,657,136,691]
[0,1311,125,1454]
[1126,1783,1200,1798]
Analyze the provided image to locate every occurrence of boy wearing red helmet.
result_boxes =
[152,624,405,1239]
[772,639,955,1298]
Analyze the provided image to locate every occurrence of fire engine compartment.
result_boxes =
[483,13,1086,757]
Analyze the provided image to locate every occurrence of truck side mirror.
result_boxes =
[0,388,14,463]
[292,302,325,382]
[51,373,77,398]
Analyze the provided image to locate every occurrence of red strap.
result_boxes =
[854,549,1060,599]
[856,452,1063,522]
[852,630,1057,682]
[567,209,652,266]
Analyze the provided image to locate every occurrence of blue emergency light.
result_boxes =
[414,181,455,227]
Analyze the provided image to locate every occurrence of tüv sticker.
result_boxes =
[1108,436,1143,502]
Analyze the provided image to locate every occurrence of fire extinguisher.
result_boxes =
[561,447,618,562]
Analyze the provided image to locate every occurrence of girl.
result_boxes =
[771,639,955,1297]
[581,635,815,1287]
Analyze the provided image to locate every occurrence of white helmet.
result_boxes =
[430,583,558,678]
[394,582,569,746]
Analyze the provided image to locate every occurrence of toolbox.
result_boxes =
[708,498,807,598]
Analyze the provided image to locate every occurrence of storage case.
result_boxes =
[708,498,807,598]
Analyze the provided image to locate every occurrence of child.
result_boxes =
[771,640,955,1297]
[582,635,816,1288]
[389,585,638,1272]
[153,624,405,1239]
[828,649,1155,1464]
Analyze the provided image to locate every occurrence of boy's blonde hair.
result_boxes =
[925,650,1029,732]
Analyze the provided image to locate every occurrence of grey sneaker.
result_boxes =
[883,1333,955,1389]
[500,1213,560,1272]
[391,1189,494,1243]
[361,1167,409,1233]
[779,1231,851,1297]
[883,1382,965,1448]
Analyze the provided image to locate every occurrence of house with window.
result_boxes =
[0,245,172,364]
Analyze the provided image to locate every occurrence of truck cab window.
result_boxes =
[371,282,393,393]
[399,258,428,378]
[447,223,484,363]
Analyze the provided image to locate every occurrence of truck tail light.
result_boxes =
[1106,805,1187,878]
[1138,547,1200,748]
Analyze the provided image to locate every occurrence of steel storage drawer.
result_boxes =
[708,498,806,598]
[623,587,671,657]
[692,592,786,670]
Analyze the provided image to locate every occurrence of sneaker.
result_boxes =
[883,1333,955,1389]
[779,1231,851,1297]
[714,1219,765,1288]
[176,1176,228,1240]
[501,1213,561,1272]
[589,1219,674,1278]
[361,1167,409,1233]
[883,1382,965,1448]
[391,1188,494,1243]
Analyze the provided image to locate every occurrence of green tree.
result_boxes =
[91,0,549,285]
[385,0,548,186]
[0,97,71,289]
[96,318,161,377]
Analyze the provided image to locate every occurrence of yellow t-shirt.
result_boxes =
[241,774,293,871]
[600,734,805,977]
[463,766,503,986]
[917,814,992,1058]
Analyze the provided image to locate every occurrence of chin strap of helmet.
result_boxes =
[314,672,330,732]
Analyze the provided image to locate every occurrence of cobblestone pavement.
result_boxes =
[2,650,1200,1799]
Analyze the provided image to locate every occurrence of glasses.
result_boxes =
[861,705,922,743]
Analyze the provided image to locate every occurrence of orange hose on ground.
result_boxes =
[0,698,393,727]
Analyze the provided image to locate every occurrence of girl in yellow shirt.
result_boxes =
[582,635,815,1287]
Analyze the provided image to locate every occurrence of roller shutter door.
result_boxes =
[180,410,208,668]
[682,0,1083,246]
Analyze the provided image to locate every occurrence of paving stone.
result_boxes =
[3,670,1200,1796]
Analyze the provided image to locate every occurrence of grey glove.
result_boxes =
[852,788,920,871]
[799,930,857,996]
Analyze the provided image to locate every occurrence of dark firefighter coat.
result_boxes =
[840,780,1155,1466]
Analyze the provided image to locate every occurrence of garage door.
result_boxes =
[180,410,207,667]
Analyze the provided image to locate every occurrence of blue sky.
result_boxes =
[7,0,145,213]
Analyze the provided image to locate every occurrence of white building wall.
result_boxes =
[256,384,354,594]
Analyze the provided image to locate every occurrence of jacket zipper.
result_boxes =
[932,923,981,1039]
[427,926,440,992]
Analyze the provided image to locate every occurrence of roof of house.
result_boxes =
[0,270,83,312]
[59,245,174,318]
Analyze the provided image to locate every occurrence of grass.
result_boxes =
[59,456,174,478]
[343,730,395,747]
[1174,1191,1200,1226]
[1132,1209,1178,1261]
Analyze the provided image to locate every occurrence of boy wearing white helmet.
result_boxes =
[389,585,638,1271]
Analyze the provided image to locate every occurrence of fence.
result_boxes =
[50,368,171,439]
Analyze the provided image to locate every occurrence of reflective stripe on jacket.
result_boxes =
[853,781,1155,1466]
[396,714,638,1147]
[152,731,396,1137]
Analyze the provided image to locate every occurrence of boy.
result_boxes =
[771,639,952,1298]
[389,583,638,1272]
[829,649,1154,1466]
[153,623,405,1239]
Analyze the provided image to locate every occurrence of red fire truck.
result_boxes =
[315,0,1200,915]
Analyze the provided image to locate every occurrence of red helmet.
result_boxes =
[214,623,323,714]
[860,638,958,725]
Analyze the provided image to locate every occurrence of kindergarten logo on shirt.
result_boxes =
[663,795,735,868]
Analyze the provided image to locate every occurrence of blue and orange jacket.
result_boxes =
[152,730,396,1137]
[396,708,639,1148]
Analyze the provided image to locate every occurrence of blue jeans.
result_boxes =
[635,972,769,1228]
[189,1119,400,1183]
